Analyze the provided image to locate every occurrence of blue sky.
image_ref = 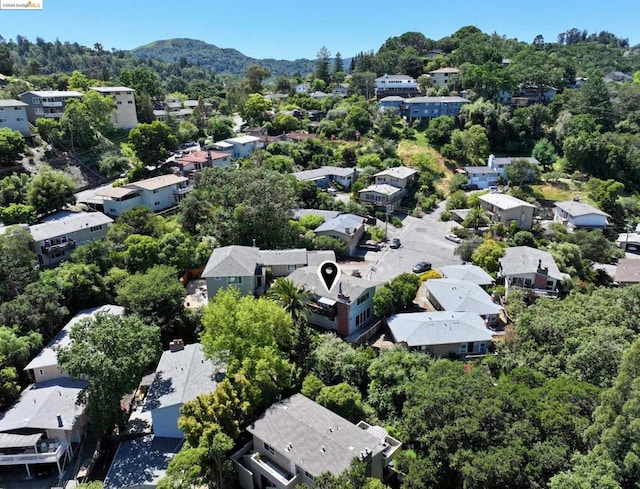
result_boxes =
[0,0,638,59]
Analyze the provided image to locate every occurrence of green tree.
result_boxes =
[246,64,271,93]
[532,138,557,171]
[26,164,76,216]
[462,206,489,229]
[41,262,106,312]
[119,66,164,102]
[424,116,455,146]
[585,178,624,216]
[472,239,506,274]
[333,52,344,74]
[316,383,364,422]
[57,312,160,437]
[0,128,26,167]
[116,265,185,339]
[241,93,271,125]
[67,70,90,91]
[505,158,538,185]
[128,121,178,166]
[0,203,36,225]
[177,120,199,143]
[206,119,235,142]
[81,89,115,135]
[316,46,331,83]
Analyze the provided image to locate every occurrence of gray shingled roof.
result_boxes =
[202,245,259,278]
[0,378,88,432]
[614,259,640,284]
[143,344,221,411]
[288,266,378,304]
[478,193,536,210]
[314,214,364,235]
[293,209,341,221]
[388,311,493,347]
[29,211,114,242]
[0,99,28,107]
[491,156,539,166]
[374,166,417,179]
[25,305,124,371]
[425,279,502,316]
[555,200,610,217]
[292,166,355,181]
[258,249,308,267]
[439,265,495,286]
[103,435,182,489]
[307,250,336,268]
[463,166,497,175]
[247,394,387,477]
[499,246,564,281]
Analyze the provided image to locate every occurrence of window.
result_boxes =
[0,118,5,123]
[39,369,43,376]
[32,97,41,104]
[304,471,314,481]
[357,292,369,305]
[117,101,122,105]
[153,189,159,194]
[264,442,275,455]
[35,108,44,115]
[154,201,160,206]
[227,276,243,285]
[16,117,24,121]
[213,277,221,281]
[128,100,133,104]
[89,225,103,232]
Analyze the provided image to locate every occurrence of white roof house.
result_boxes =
[554,200,610,229]
[424,279,502,325]
[29,211,114,243]
[439,264,495,286]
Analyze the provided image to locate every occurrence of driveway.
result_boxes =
[367,201,463,283]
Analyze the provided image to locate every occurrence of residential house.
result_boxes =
[554,200,610,229]
[378,96,405,113]
[0,99,30,135]
[424,279,503,326]
[29,211,113,267]
[307,109,325,122]
[439,264,494,287]
[295,83,311,94]
[487,154,540,181]
[309,91,330,100]
[403,96,470,121]
[258,249,309,277]
[0,378,88,477]
[24,305,124,384]
[478,193,537,230]
[314,213,365,256]
[19,90,82,124]
[499,246,565,296]
[428,67,460,87]
[153,108,192,123]
[358,185,403,209]
[614,259,640,286]
[617,232,640,252]
[244,126,268,138]
[90,86,138,129]
[202,245,263,299]
[142,341,222,439]
[99,174,192,217]
[387,311,493,357]
[288,266,378,336]
[223,135,260,159]
[282,132,318,143]
[233,394,401,489]
[374,74,420,99]
[292,166,357,190]
[359,166,416,210]
[462,166,499,189]
[183,99,213,113]
[331,83,349,97]
[173,150,232,177]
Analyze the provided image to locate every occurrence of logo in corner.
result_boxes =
[0,0,43,9]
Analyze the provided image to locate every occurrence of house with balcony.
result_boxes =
[373,166,417,189]
[233,394,401,489]
[19,90,82,124]
[375,74,420,99]
[424,279,503,326]
[313,213,365,256]
[358,184,403,210]
[478,193,537,230]
[403,96,469,121]
[90,86,138,129]
[0,378,88,478]
[378,96,405,113]
[428,67,460,87]
[0,99,30,136]
[29,211,113,267]
[99,174,192,217]
[499,246,565,297]
[291,166,357,190]
[288,266,378,336]
[173,150,232,177]
[388,311,493,357]
[554,200,610,230]
[462,166,499,189]
[24,305,124,384]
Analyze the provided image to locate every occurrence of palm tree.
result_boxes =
[464,206,489,230]
[267,278,313,373]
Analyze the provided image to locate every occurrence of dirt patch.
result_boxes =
[397,139,453,194]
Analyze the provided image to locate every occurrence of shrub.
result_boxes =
[419,270,442,282]
[390,216,403,228]
[440,210,452,221]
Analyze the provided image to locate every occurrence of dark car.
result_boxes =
[412,261,432,273]
[390,238,401,249]
[461,183,479,191]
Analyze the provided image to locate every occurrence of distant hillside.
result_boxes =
[130,38,318,77]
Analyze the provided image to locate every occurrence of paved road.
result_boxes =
[367,201,463,283]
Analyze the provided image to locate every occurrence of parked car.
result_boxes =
[390,238,401,249]
[461,183,479,191]
[445,234,462,244]
[412,261,432,273]
[358,240,381,251]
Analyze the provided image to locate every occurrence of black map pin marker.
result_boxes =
[318,261,341,293]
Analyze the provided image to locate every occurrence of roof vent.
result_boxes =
[169,339,184,352]
[57,414,63,427]
[320,446,326,453]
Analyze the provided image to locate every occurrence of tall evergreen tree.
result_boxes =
[315,46,331,83]
[333,52,344,73]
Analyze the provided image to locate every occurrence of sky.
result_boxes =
[0,0,638,60]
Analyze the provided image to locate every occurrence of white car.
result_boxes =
[445,234,462,244]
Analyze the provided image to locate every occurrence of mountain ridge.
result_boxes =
[130,38,319,77]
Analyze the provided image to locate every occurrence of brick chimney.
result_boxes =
[169,339,185,352]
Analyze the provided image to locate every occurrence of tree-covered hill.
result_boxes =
[130,38,317,77]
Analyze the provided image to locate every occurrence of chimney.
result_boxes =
[207,150,212,165]
[57,414,63,427]
[169,339,184,352]
[345,227,351,234]
[537,259,542,270]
